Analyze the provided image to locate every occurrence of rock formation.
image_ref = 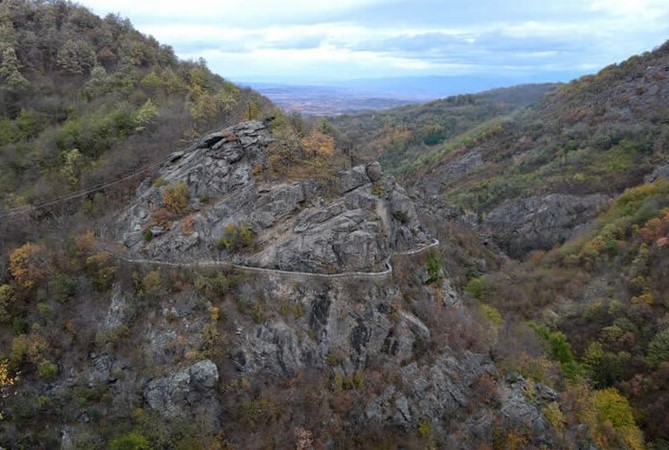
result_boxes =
[482,193,609,257]
[115,120,431,273]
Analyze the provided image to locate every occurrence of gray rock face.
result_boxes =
[365,351,494,428]
[499,375,556,446]
[144,360,219,420]
[103,284,129,330]
[115,121,432,273]
[482,193,609,257]
[234,282,421,377]
[421,150,484,194]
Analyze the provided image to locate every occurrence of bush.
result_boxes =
[465,276,487,300]
[251,303,265,324]
[646,328,669,368]
[108,432,150,450]
[162,181,189,215]
[37,360,58,379]
[592,388,644,450]
[9,242,47,291]
[425,252,442,284]
[217,223,256,253]
[530,323,582,380]
[0,284,14,322]
[85,252,117,291]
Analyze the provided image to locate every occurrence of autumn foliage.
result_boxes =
[9,243,46,291]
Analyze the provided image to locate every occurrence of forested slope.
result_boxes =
[0,0,269,224]
[333,40,669,447]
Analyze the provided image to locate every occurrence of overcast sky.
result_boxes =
[78,0,669,84]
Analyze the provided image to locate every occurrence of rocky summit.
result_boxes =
[115,119,432,273]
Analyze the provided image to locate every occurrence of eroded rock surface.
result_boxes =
[144,360,219,420]
[482,193,609,256]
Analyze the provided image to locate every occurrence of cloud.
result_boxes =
[78,0,669,82]
[82,0,395,26]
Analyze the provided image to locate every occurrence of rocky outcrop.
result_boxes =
[365,350,494,427]
[144,360,219,420]
[115,120,432,273]
[421,149,484,195]
[234,282,422,377]
[482,193,609,257]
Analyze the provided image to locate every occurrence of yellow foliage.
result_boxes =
[631,292,653,305]
[593,388,644,450]
[0,360,18,420]
[301,129,334,158]
[543,402,566,430]
[9,242,46,291]
[139,270,162,299]
[210,306,220,322]
[162,181,189,215]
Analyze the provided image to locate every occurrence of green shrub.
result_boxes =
[480,304,504,326]
[646,328,669,368]
[465,276,487,300]
[85,252,117,291]
[217,223,256,253]
[425,252,442,284]
[37,360,58,379]
[0,284,13,322]
[530,323,582,380]
[251,304,265,324]
[108,432,150,450]
[54,275,77,301]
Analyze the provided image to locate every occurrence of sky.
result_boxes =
[78,0,669,85]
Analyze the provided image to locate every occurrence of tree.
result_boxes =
[0,360,18,421]
[56,39,96,75]
[646,328,669,368]
[0,47,29,92]
[9,242,47,291]
[592,388,644,450]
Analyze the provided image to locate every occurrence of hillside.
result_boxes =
[1,2,667,449]
[0,0,269,236]
[0,2,581,449]
[333,40,669,447]
[413,41,669,214]
[1,119,582,448]
[331,83,558,170]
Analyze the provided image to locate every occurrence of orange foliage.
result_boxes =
[301,129,334,158]
[181,214,197,236]
[151,206,175,228]
[75,230,96,255]
[9,243,46,291]
[639,208,669,244]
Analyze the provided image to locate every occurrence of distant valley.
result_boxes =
[243,83,416,115]
[244,73,576,115]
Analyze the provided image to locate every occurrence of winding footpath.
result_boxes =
[98,238,440,280]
